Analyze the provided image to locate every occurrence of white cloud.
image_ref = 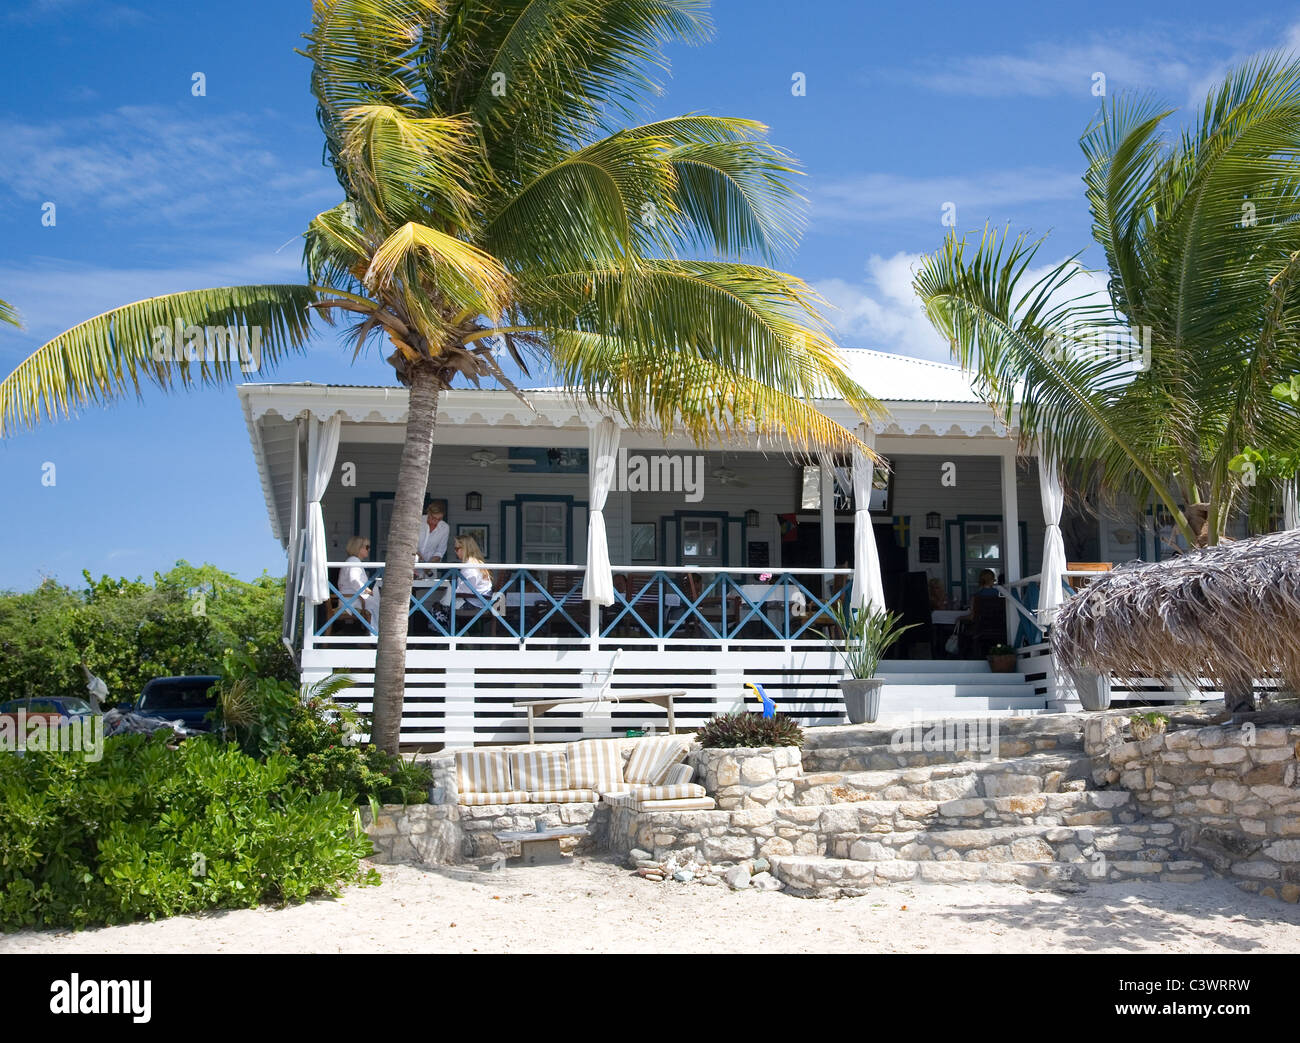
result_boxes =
[809,169,1082,226]
[0,106,338,226]
[817,251,1113,364]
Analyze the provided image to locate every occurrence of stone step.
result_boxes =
[769,853,1210,898]
[802,713,1083,753]
[796,753,1094,798]
[877,672,1030,686]
[823,821,1181,864]
[798,790,1138,834]
[873,659,1001,674]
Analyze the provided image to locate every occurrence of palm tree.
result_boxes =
[0,299,20,328]
[915,54,1300,549]
[0,1,880,754]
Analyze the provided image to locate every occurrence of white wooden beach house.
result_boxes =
[239,348,1197,748]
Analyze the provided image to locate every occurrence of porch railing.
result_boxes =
[307,561,854,647]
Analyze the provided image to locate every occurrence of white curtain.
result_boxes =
[299,413,341,605]
[1285,477,1299,530]
[583,418,620,606]
[851,425,885,612]
[1037,450,1067,625]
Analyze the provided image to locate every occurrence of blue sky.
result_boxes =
[1,0,1297,591]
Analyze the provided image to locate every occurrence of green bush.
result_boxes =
[0,734,377,932]
[695,712,804,749]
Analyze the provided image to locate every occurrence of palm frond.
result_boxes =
[0,285,317,437]
[0,298,21,328]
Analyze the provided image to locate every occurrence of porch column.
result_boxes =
[582,418,619,609]
[299,411,341,605]
[284,416,305,653]
[1000,446,1022,643]
[1285,476,1299,530]
[1037,449,1067,627]
[818,453,836,596]
[851,425,886,612]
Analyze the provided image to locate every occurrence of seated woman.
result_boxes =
[433,535,494,629]
[338,535,379,626]
[961,569,1001,619]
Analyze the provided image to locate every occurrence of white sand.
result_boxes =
[3,857,1299,954]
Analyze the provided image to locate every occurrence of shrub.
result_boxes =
[695,712,804,749]
[0,734,377,932]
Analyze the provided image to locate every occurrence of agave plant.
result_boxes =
[0,1,882,754]
[818,604,919,680]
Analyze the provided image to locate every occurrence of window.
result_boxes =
[521,501,567,563]
[963,520,1002,595]
[681,517,723,566]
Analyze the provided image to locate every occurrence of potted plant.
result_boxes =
[1128,711,1169,740]
[820,605,919,724]
[986,643,1017,673]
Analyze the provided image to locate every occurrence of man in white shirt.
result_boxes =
[418,499,450,567]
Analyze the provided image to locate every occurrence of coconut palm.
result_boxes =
[0,0,879,754]
[915,54,1300,549]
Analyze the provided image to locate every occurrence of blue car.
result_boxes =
[0,695,99,726]
[133,676,221,732]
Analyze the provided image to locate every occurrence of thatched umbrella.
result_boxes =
[1052,529,1300,712]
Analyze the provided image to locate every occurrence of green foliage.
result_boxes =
[987,644,1016,657]
[695,712,804,749]
[817,605,919,679]
[0,562,293,706]
[0,734,377,932]
[210,662,432,805]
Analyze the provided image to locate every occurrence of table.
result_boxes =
[513,690,684,743]
[494,825,590,866]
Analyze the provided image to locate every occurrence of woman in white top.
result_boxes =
[339,535,380,625]
[435,535,494,627]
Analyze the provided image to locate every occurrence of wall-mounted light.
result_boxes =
[745,508,761,528]
[466,491,483,511]
[926,511,941,530]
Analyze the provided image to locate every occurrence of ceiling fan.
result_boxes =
[467,449,509,469]
[711,465,748,488]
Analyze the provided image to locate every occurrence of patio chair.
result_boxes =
[963,596,1007,658]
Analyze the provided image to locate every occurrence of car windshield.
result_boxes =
[140,682,216,711]
[58,697,95,715]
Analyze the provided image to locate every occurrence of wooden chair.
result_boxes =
[963,596,1007,658]
[1065,562,1113,593]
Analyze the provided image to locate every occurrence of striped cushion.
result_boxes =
[456,750,511,794]
[624,737,690,786]
[638,797,716,811]
[458,790,531,806]
[628,783,708,801]
[662,762,694,785]
[527,789,599,803]
[509,749,570,792]
[566,738,625,791]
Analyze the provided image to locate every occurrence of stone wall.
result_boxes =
[458,802,609,858]
[361,804,462,866]
[1085,713,1300,901]
[688,745,802,809]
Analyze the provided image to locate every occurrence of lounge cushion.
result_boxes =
[662,762,694,785]
[459,790,531,806]
[638,797,716,811]
[628,783,708,801]
[509,749,570,792]
[526,789,599,803]
[456,750,511,795]
[567,738,625,792]
[624,736,690,786]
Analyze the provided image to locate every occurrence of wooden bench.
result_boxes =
[513,690,684,743]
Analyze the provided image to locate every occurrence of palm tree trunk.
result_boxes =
[371,365,441,754]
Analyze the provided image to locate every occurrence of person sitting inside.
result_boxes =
[339,535,379,626]
[433,535,494,629]
[928,577,948,611]
[418,499,450,572]
[961,569,1001,618]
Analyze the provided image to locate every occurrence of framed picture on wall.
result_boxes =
[456,524,490,558]
[630,522,657,562]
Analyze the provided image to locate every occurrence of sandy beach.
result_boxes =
[3,857,1299,954]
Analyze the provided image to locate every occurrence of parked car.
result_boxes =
[0,696,99,725]
[133,676,221,732]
